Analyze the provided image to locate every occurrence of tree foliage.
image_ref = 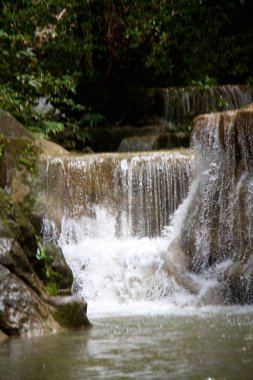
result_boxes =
[0,0,252,147]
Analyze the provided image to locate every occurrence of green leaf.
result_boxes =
[36,243,46,261]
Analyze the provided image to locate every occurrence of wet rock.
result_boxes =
[0,193,59,336]
[0,189,37,260]
[34,241,73,290]
[165,238,200,295]
[0,190,91,336]
[49,295,91,329]
[0,264,60,336]
[0,109,91,335]
[197,283,224,306]
[219,262,253,304]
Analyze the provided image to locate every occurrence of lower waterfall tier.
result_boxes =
[45,150,193,239]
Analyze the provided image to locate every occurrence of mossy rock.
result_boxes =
[51,295,91,329]
[0,189,37,261]
[34,241,74,290]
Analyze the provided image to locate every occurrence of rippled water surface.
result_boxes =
[1,311,253,380]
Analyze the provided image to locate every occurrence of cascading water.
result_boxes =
[43,150,198,316]
[44,151,193,239]
[132,85,253,124]
[43,106,253,316]
[163,85,253,122]
[181,105,253,303]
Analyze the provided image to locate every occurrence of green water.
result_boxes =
[0,312,253,380]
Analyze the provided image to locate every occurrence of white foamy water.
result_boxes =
[58,182,239,319]
[58,179,253,319]
[58,187,199,318]
[61,237,195,318]
[61,231,253,319]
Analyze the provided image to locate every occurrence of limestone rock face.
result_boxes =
[0,191,58,336]
[180,104,253,303]
[0,191,90,337]
[0,110,90,337]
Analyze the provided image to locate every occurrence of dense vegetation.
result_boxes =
[0,0,252,148]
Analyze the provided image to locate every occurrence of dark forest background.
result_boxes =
[0,0,252,148]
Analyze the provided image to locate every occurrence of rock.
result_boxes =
[118,134,169,152]
[34,137,69,157]
[0,191,91,336]
[0,264,60,336]
[219,261,253,304]
[0,330,7,341]
[81,146,94,154]
[165,239,200,295]
[49,295,91,329]
[34,241,73,290]
[197,283,224,306]
[0,194,59,336]
[0,109,69,234]
[0,189,37,259]
[0,110,91,336]
[0,110,34,139]
[85,124,191,152]
[0,228,45,298]
[0,192,43,296]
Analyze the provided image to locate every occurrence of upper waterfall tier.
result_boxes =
[180,104,253,302]
[130,85,253,124]
[45,151,193,239]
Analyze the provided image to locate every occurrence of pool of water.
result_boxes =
[0,311,253,380]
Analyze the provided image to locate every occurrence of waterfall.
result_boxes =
[44,151,193,239]
[43,150,197,316]
[163,85,253,122]
[132,85,253,124]
[43,105,253,313]
[181,105,253,303]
